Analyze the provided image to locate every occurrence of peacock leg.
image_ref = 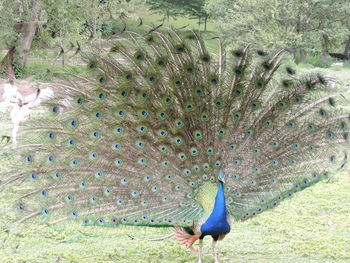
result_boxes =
[212,239,219,263]
[198,239,203,263]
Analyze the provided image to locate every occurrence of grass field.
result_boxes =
[0,173,349,263]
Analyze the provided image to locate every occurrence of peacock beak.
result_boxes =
[218,172,225,183]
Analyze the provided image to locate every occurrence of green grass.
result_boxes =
[0,174,349,263]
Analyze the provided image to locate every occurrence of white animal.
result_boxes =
[2,83,53,147]
[331,62,344,67]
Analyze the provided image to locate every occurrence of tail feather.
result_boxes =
[0,26,349,228]
[174,227,200,252]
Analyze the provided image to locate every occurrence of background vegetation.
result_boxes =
[0,0,350,80]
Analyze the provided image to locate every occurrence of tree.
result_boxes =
[0,0,138,79]
[146,0,209,31]
[0,0,41,79]
[339,16,350,58]
[181,0,209,31]
[146,0,184,24]
[206,0,350,62]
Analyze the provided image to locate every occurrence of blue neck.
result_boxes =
[200,181,230,237]
[211,182,227,221]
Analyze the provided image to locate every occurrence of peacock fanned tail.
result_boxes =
[1,28,349,229]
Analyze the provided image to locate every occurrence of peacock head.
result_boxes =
[218,172,225,184]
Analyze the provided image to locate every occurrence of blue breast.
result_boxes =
[200,182,230,237]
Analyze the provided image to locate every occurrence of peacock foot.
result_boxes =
[212,240,220,263]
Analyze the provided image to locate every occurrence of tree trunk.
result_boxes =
[0,0,41,79]
[1,47,16,80]
[166,11,170,24]
[284,48,297,58]
[299,49,307,63]
[198,17,201,31]
[204,15,208,31]
[93,14,97,40]
[344,36,350,58]
[321,33,330,58]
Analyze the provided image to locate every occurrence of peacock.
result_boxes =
[1,27,349,263]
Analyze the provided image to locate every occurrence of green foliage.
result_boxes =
[305,56,336,68]
[0,0,140,50]
[146,0,184,23]
[12,57,25,79]
[146,0,209,29]
[22,60,86,81]
[295,63,316,70]
[28,50,59,59]
[343,61,350,69]
[0,1,21,47]
[38,0,139,46]
[330,65,344,71]
[1,0,350,68]
[205,0,350,54]
[23,60,57,81]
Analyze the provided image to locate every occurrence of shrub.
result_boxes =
[330,65,343,71]
[305,55,336,68]
[343,60,350,69]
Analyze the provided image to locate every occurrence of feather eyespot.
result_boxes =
[251,101,260,110]
[286,67,296,75]
[98,76,106,83]
[48,155,55,162]
[116,159,124,167]
[282,80,292,88]
[271,141,279,147]
[70,120,78,127]
[232,160,240,166]
[146,35,154,42]
[203,163,210,171]
[201,113,209,121]
[244,130,253,136]
[175,44,185,52]
[76,97,83,104]
[194,131,203,139]
[186,67,193,73]
[200,54,210,62]
[257,50,267,56]
[262,62,272,70]
[232,112,242,120]
[134,51,144,61]
[217,129,226,136]
[207,148,214,155]
[88,61,97,69]
[252,148,259,154]
[232,50,243,57]
[51,105,59,113]
[292,143,300,149]
[27,155,33,163]
[210,78,218,84]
